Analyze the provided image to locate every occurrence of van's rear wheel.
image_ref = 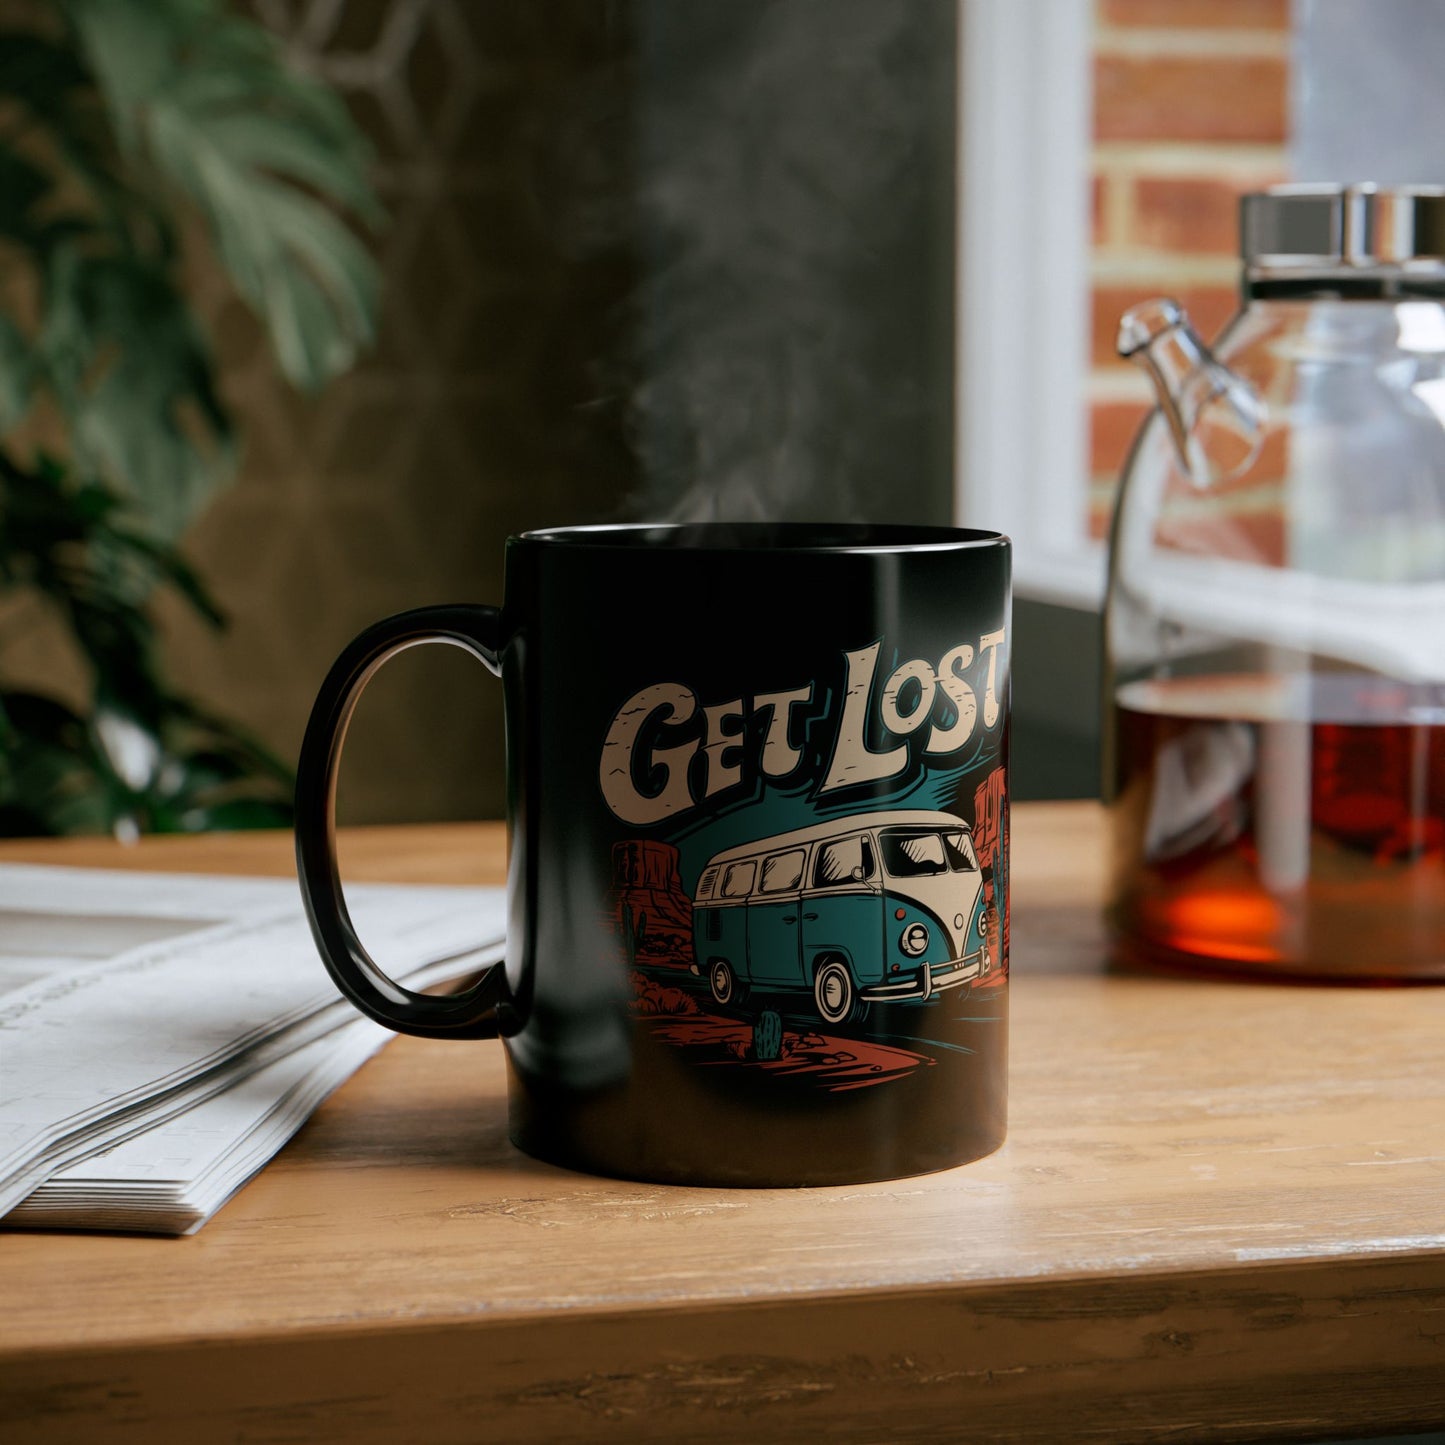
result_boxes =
[709,958,745,1008]
[814,959,867,1026]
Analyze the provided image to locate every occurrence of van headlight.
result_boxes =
[900,922,930,957]
[977,911,988,937]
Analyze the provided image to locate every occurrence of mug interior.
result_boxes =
[517,522,1006,553]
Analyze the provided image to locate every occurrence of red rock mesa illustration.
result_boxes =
[608,839,695,971]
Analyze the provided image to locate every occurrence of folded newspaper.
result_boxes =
[0,864,505,1235]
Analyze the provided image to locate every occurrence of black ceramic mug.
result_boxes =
[296,523,1011,1186]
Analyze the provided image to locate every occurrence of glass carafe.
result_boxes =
[1105,184,1445,980]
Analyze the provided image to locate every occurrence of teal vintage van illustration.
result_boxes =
[691,810,996,1026]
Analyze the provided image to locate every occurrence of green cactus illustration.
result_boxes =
[621,904,649,965]
[753,1009,784,1062]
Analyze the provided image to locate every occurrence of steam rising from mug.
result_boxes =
[563,1,955,524]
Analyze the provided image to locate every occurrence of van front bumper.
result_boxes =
[859,947,990,1003]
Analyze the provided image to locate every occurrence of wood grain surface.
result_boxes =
[2,804,1443,1443]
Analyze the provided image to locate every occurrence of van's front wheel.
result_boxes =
[814,959,868,1027]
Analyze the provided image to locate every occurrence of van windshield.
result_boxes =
[880,828,977,878]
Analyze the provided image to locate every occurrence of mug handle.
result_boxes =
[295,605,514,1040]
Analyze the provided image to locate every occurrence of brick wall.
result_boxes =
[1088,0,1291,538]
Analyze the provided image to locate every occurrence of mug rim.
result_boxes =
[515,522,1010,555]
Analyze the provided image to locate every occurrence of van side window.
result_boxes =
[760,849,806,894]
[813,834,876,887]
[721,861,756,899]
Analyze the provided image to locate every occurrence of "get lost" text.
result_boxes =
[598,632,1006,826]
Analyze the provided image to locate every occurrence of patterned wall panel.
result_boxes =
[0,0,954,832]
[158,0,638,825]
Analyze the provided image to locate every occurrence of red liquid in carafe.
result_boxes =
[1110,675,1445,979]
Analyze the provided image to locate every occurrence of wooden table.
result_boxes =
[2,803,1443,1444]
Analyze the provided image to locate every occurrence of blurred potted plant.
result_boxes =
[0,0,380,836]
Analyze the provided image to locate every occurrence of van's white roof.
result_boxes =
[700,809,972,869]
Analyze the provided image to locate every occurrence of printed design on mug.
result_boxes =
[600,632,1009,1093]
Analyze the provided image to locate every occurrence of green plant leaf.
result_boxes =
[0,148,51,246]
[0,453,222,730]
[0,689,115,836]
[164,695,295,783]
[36,247,234,537]
[63,0,382,392]
[0,1,361,837]
[0,31,159,257]
[0,315,32,427]
[0,675,296,838]
[0,33,90,117]
[107,524,225,626]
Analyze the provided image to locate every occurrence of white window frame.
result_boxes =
[956,0,1104,610]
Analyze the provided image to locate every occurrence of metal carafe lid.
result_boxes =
[1241,183,1445,270]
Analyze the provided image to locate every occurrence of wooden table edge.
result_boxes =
[4,1241,1445,1358]
[6,1250,1445,1443]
